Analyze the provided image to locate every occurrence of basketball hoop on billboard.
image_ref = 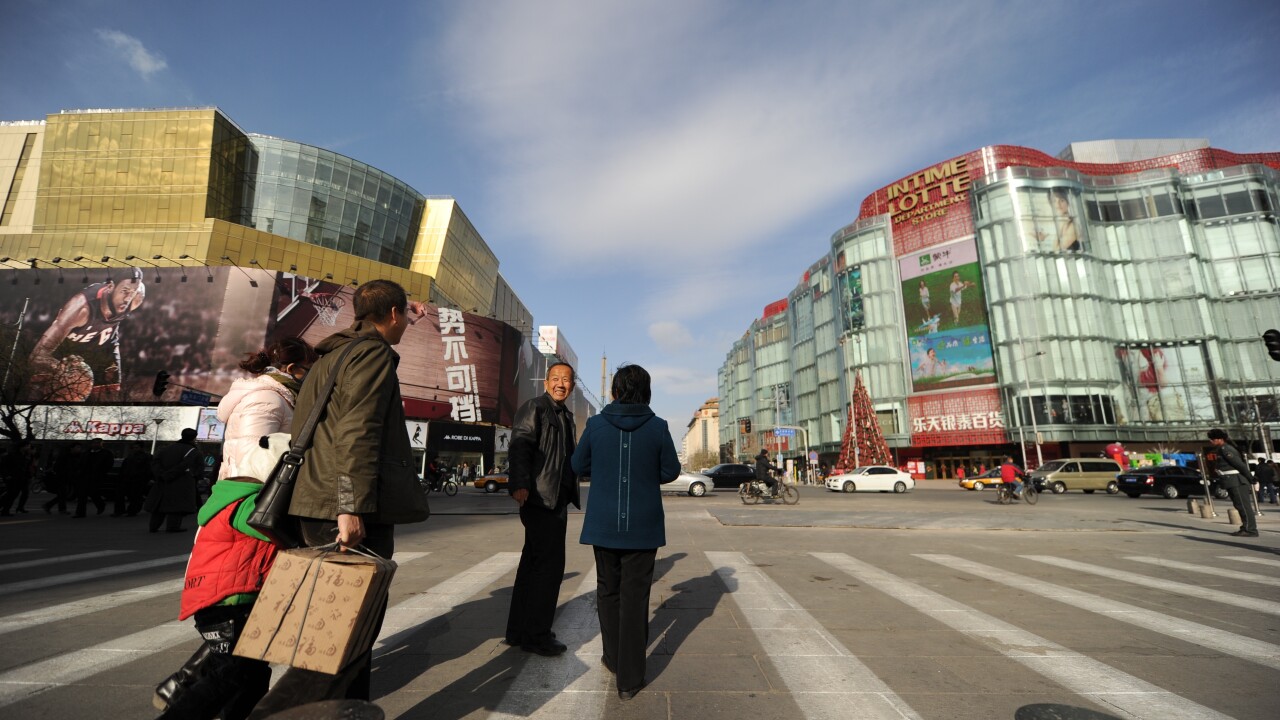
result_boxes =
[307,292,346,326]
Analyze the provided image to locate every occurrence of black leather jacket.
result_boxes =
[508,393,580,509]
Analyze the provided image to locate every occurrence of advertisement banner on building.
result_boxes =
[839,265,865,332]
[899,238,996,394]
[266,275,526,426]
[0,266,272,404]
[31,404,202,442]
[907,388,1007,447]
[1115,343,1217,423]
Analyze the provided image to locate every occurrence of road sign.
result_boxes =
[179,389,212,406]
[809,451,819,465]
[775,428,795,437]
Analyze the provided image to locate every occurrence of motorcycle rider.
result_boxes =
[754,449,781,497]
[1000,456,1027,498]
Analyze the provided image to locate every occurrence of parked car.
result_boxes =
[664,472,713,497]
[959,467,1002,491]
[1117,465,1228,499]
[826,466,915,493]
[701,463,757,490]
[474,472,508,493]
[1028,458,1122,494]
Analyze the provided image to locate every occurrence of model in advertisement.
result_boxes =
[948,271,975,326]
[28,268,146,401]
[900,241,996,393]
[1032,188,1082,253]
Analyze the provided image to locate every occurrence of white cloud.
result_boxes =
[647,365,717,396]
[96,29,167,79]
[648,321,694,353]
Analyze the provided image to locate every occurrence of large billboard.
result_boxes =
[1,267,529,426]
[1115,343,1217,424]
[899,239,996,393]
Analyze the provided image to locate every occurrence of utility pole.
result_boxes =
[601,352,607,405]
[2,298,30,390]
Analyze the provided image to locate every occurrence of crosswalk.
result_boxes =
[0,543,1276,719]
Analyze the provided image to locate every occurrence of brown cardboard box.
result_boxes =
[233,547,396,675]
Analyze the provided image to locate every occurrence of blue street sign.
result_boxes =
[179,389,212,406]
[775,428,795,437]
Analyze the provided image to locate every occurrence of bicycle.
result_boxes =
[995,479,1038,505]
[422,473,459,497]
[739,478,799,505]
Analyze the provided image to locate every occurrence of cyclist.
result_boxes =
[1000,456,1027,498]
[754,449,781,498]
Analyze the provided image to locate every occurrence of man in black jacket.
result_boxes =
[755,449,780,497]
[1208,428,1258,537]
[506,361,580,656]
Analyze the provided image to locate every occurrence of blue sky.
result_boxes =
[3,0,1278,446]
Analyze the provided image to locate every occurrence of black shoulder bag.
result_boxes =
[248,338,372,548]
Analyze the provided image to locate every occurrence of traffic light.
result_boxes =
[739,418,752,434]
[1265,329,1280,361]
[152,370,170,397]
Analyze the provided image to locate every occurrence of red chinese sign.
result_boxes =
[908,387,1007,447]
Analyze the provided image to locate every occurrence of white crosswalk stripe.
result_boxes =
[0,578,184,637]
[0,555,189,597]
[709,551,924,720]
[484,569,609,720]
[0,551,430,708]
[813,552,1234,720]
[0,550,123,571]
[1024,555,1280,615]
[1220,555,1280,569]
[1124,556,1280,587]
[916,553,1280,672]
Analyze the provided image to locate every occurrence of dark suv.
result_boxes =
[702,463,757,489]
[1117,465,1227,499]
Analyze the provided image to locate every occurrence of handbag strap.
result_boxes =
[284,337,379,463]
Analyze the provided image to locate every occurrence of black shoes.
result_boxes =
[1230,530,1260,537]
[520,639,567,656]
[618,683,645,700]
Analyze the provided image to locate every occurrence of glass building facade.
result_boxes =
[718,143,1280,478]
[240,135,424,268]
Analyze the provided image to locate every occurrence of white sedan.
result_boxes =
[664,472,713,497]
[826,466,915,493]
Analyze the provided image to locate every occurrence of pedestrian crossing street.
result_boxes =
[0,543,1277,720]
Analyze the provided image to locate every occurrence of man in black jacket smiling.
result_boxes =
[506,361,580,655]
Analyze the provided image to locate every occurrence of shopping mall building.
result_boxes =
[0,107,593,472]
[718,140,1280,478]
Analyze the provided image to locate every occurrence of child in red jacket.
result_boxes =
[154,477,277,720]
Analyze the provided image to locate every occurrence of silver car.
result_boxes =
[664,472,713,497]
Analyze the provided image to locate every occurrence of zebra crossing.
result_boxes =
[0,542,1276,719]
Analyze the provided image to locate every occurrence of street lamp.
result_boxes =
[53,256,90,283]
[1018,348,1047,467]
[178,254,215,282]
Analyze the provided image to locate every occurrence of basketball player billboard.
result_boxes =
[0,266,273,403]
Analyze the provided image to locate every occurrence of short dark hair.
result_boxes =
[352,280,407,322]
[547,361,575,382]
[181,428,198,441]
[1207,428,1229,442]
[611,363,651,404]
[239,337,318,374]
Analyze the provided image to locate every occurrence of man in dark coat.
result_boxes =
[505,361,580,656]
[146,429,202,532]
[755,449,780,497]
[73,438,113,517]
[1208,428,1258,537]
[116,442,153,517]
[1255,459,1278,505]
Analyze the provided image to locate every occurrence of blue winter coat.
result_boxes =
[573,402,681,550]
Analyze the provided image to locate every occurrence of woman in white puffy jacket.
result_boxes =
[216,338,317,480]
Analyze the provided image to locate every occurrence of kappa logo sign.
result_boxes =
[63,420,147,436]
[443,434,482,442]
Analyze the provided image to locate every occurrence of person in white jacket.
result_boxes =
[216,338,317,481]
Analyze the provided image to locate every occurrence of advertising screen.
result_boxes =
[899,239,996,393]
[0,266,272,404]
[1115,343,1217,423]
[840,265,865,332]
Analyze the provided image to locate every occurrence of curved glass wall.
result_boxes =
[240,136,424,268]
[973,164,1280,432]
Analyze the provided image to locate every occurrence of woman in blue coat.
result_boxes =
[571,364,680,700]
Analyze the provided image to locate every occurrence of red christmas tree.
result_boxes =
[837,371,893,470]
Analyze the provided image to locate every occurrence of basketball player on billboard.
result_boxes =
[29,268,146,401]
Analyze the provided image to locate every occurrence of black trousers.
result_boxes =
[593,547,656,692]
[0,476,29,512]
[506,503,568,645]
[72,477,105,517]
[1226,483,1258,533]
[149,511,187,533]
[158,604,270,720]
[247,518,394,720]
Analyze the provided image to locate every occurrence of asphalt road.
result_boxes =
[1,482,1277,720]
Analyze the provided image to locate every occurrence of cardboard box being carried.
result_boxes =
[233,547,396,675]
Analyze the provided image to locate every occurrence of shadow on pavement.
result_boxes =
[1177,533,1280,555]
[647,554,727,681]
[1015,703,1123,720]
